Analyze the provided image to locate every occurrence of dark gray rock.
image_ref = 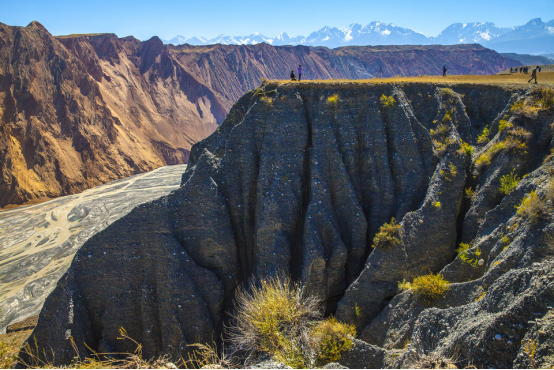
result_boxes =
[21,82,554,368]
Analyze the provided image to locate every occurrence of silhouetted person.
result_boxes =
[510,67,513,73]
[290,70,296,81]
[528,66,538,84]
[379,66,383,78]
[520,67,523,73]
[297,65,303,81]
[443,66,447,77]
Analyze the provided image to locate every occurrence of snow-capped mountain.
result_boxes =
[485,18,554,54]
[433,22,513,44]
[162,18,554,54]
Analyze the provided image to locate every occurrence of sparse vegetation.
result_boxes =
[371,218,402,249]
[510,99,526,113]
[499,170,520,195]
[442,109,453,124]
[456,243,482,268]
[228,276,321,368]
[498,119,513,133]
[311,317,356,366]
[0,339,18,369]
[227,276,357,368]
[433,201,441,209]
[440,163,458,182]
[465,187,475,199]
[459,141,474,156]
[516,190,547,223]
[475,128,529,169]
[260,96,274,105]
[410,273,450,304]
[477,125,491,144]
[398,279,412,292]
[21,328,177,369]
[543,147,554,163]
[430,124,453,155]
[327,94,339,104]
[379,94,396,109]
[439,88,456,101]
[521,338,539,369]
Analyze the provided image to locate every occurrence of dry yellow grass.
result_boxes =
[267,72,554,86]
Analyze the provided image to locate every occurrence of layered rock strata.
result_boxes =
[22,82,554,368]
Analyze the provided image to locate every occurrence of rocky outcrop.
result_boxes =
[0,21,517,208]
[20,82,554,367]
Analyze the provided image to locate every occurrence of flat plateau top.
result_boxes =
[268,72,554,87]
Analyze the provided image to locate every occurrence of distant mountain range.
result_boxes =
[162,18,554,55]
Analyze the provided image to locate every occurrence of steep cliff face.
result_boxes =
[0,22,221,207]
[0,21,517,208]
[23,81,554,367]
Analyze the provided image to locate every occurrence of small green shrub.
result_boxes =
[310,316,356,366]
[398,279,412,292]
[442,109,453,124]
[510,99,525,112]
[439,88,456,100]
[260,96,274,105]
[459,141,474,156]
[516,190,548,223]
[411,273,450,304]
[498,119,513,133]
[456,243,482,268]
[228,276,321,368]
[477,125,491,144]
[371,218,402,249]
[465,187,475,199]
[475,134,527,169]
[537,87,554,110]
[379,94,396,109]
[499,170,520,195]
[327,94,339,104]
[433,201,441,209]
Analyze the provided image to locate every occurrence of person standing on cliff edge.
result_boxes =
[528,66,538,84]
[443,66,447,77]
[298,65,303,81]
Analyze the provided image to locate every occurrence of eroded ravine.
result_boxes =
[21,82,554,368]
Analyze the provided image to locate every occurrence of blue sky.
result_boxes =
[2,0,553,40]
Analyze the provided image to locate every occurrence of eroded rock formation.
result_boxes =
[0,21,517,208]
[21,82,554,368]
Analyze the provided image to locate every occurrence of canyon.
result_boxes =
[20,80,554,368]
[0,21,518,208]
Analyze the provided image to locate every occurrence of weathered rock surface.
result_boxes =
[0,21,518,208]
[21,82,554,368]
[0,164,186,333]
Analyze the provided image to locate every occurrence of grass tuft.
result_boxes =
[456,243,482,268]
[327,94,339,104]
[411,273,450,304]
[379,94,396,109]
[311,317,356,367]
[499,170,520,195]
[371,218,402,249]
[477,125,491,144]
[228,276,321,368]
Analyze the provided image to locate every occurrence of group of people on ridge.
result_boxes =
[290,65,303,81]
